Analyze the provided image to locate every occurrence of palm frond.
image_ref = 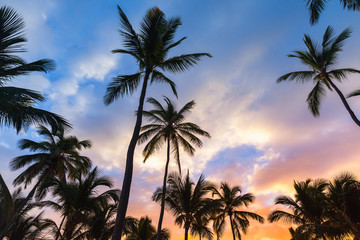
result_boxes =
[150,70,178,98]
[306,81,326,117]
[306,0,327,25]
[277,71,315,83]
[160,53,212,73]
[104,72,142,105]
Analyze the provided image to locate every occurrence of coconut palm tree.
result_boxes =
[190,215,213,240]
[268,179,329,239]
[0,6,70,132]
[5,212,55,240]
[153,171,213,240]
[210,183,264,240]
[304,0,360,25]
[38,167,120,240]
[104,6,211,239]
[277,26,360,127]
[10,125,92,199]
[326,173,360,239]
[125,216,170,240]
[138,97,210,239]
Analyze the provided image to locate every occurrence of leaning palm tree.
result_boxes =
[210,183,264,240]
[0,6,70,132]
[153,171,213,240]
[104,6,211,239]
[304,0,360,25]
[125,216,170,240]
[38,167,120,240]
[277,26,360,127]
[138,97,210,239]
[268,179,329,239]
[10,125,92,199]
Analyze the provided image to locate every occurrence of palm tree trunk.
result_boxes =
[185,225,189,240]
[55,215,66,240]
[112,70,151,240]
[156,139,171,240]
[229,214,236,240]
[327,77,360,127]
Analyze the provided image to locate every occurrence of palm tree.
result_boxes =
[0,6,70,132]
[104,6,211,239]
[9,125,92,199]
[138,97,210,239]
[39,167,120,240]
[268,179,329,240]
[210,183,264,240]
[190,215,213,240]
[153,171,213,240]
[304,0,360,25]
[125,216,170,240]
[277,26,360,127]
[326,173,360,239]
[5,212,55,240]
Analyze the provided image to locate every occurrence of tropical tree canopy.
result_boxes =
[210,183,264,240]
[10,125,92,199]
[277,26,360,127]
[305,0,360,24]
[0,6,70,132]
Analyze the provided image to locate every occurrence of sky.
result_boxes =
[1,0,360,239]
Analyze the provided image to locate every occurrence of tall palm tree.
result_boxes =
[10,125,92,199]
[153,171,213,240]
[138,97,210,239]
[277,26,360,127]
[0,6,70,132]
[104,6,211,239]
[304,0,360,25]
[210,183,264,240]
[38,167,120,240]
[268,179,329,240]
[125,216,170,240]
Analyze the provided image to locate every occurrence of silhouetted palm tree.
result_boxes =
[138,97,210,239]
[190,215,213,240]
[104,6,211,239]
[39,167,120,240]
[277,26,360,127]
[268,179,329,239]
[125,216,170,240]
[0,6,70,132]
[210,183,264,240]
[153,172,213,240]
[326,173,360,239]
[304,0,360,25]
[10,125,92,199]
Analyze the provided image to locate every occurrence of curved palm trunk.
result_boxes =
[229,213,236,240]
[156,139,171,240]
[112,71,151,240]
[327,77,360,127]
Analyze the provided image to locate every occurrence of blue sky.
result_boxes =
[2,1,360,239]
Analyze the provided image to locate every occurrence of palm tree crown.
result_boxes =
[153,171,213,240]
[105,6,211,240]
[210,183,264,240]
[277,26,360,127]
[10,125,92,199]
[0,6,70,132]
[305,0,360,25]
